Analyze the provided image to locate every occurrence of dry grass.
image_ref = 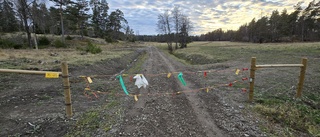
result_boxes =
[156,41,320,136]
[0,35,149,70]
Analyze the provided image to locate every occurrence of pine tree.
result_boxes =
[0,0,18,32]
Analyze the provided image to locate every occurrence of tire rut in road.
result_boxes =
[117,46,225,136]
[154,46,225,137]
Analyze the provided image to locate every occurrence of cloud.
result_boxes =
[106,0,314,35]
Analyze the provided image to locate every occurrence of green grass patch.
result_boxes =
[125,50,148,74]
[253,98,320,136]
[86,42,102,54]
[65,89,121,136]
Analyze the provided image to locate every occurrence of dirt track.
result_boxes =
[110,46,263,137]
[0,46,264,136]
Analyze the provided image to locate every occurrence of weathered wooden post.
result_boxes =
[296,58,307,98]
[61,62,72,117]
[249,57,256,102]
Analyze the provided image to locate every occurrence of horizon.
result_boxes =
[44,0,314,35]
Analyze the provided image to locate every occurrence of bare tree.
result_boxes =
[179,15,192,48]
[157,10,173,52]
[16,0,32,48]
[172,6,182,49]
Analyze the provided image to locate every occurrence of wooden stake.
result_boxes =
[61,62,72,117]
[296,58,307,98]
[249,57,256,102]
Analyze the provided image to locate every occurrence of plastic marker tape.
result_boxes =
[134,95,138,101]
[117,75,129,95]
[235,69,240,75]
[178,72,186,86]
[87,77,93,83]
[45,72,59,78]
[167,73,172,78]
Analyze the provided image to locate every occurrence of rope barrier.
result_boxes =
[79,67,250,101]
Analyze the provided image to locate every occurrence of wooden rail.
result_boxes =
[0,62,72,118]
[249,57,307,101]
[0,69,62,75]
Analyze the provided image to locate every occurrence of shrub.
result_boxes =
[105,36,113,43]
[66,35,73,40]
[0,38,14,48]
[105,36,118,43]
[38,36,50,46]
[86,42,102,54]
[52,39,67,48]
[0,38,23,49]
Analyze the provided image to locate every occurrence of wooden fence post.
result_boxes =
[296,58,307,98]
[249,57,256,102]
[61,62,72,117]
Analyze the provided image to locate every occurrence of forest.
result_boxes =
[138,1,320,43]
[1,0,320,50]
[0,0,134,49]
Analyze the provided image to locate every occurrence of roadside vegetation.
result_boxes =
[0,35,139,70]
[157,41,320,136]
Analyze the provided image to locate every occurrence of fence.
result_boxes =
[249,57,307,101]
[0,62,72,117]
[0,57,308,116]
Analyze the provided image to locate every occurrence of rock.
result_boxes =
[50,52,58,56]
[54,60,60,64]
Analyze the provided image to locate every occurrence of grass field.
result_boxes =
[157,41,320,136]
[0,38,145,70]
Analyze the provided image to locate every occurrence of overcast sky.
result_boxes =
[106,0,313,35]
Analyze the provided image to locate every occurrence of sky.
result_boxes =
[106,0,314,35]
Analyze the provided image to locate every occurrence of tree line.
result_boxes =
[0,0,134,48]
[198,1,320,43]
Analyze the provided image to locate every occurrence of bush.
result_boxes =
[105,36,118,43]
[0,38,23,49]
[66,35,73,40]
[38,37,50,46]
[0,38,15,48]
[86,42,102,54]
[52,39,67,48]
[105,36,113,43]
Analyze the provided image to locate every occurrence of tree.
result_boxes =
[90,0,109,37]
[16,0,32,48]
[269,10,280,41]
[107,9,127,40]
[65,0,90,37]
[157,10,173,52]
[0,0,19,32]
[248,18,256,42]
[50,0,72,43]
[179,15,192,48]
[124,25,135,42]
[172,6,182,49]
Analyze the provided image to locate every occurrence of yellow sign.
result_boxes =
[87,77,93,83]
[167,73,172,78]
[206,88,209,93]
[45,72,59,78]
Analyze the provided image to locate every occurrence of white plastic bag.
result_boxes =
[133,74,149,88]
